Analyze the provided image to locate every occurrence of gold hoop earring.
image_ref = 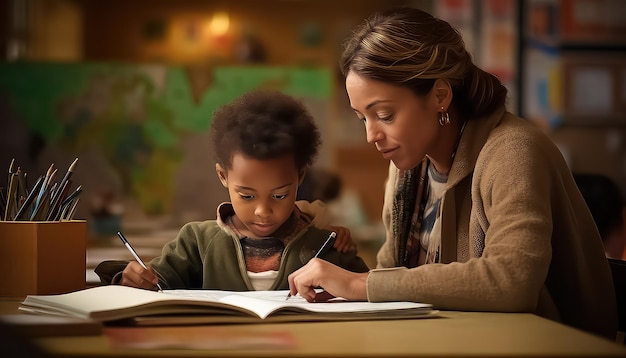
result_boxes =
[439,107,450,126]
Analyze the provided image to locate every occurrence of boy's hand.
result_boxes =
[120,261,160,291]
[329,226,356,253]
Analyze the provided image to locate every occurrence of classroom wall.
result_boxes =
[3,0,625,237]
[0,0,413,231]
[0,64,333,232]
[79,0,397,67]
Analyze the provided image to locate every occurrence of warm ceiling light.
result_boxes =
[209,12,230,36]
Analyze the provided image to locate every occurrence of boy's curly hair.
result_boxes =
[210,90,321,171]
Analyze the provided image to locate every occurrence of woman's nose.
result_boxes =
[365,121,384,144]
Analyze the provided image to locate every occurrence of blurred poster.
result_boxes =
[435,0,519,113]
[435,0,476,57]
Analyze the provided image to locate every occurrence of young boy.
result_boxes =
[96,90,369,291]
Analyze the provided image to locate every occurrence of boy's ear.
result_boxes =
[298,168,307,186]
[215,163,228,187]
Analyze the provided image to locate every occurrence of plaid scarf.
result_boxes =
[393,159,429,267]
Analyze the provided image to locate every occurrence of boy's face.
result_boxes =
[216,152,302,238]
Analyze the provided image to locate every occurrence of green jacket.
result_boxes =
[96,201,369,290]
[149,219,369,290]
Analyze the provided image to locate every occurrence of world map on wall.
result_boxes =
[0,63,331,215]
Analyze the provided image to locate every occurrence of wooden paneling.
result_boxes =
[334,145,389,223]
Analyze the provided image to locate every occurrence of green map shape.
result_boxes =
[0,63,331,214]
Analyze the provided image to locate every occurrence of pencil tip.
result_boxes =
[69,158,79,171]
[9,158,15,173]
[46,163,55,175]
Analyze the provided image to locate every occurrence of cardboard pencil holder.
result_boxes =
[0,221,87,297]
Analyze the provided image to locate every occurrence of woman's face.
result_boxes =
[345,72,442,170]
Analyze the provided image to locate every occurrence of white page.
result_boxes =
[22,286,243,319]
[21,286,432,321]
[165,289,432,319]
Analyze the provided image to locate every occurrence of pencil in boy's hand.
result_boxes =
[286,231,337,300]
[116,231,164,292]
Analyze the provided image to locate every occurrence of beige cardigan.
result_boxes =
[369,107,617,339]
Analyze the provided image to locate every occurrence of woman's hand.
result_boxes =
[287,258,369,302]
[329,226,357,253]
[120,261,160,291]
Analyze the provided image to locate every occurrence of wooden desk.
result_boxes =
[1,299,625,357]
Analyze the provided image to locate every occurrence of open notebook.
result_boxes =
[19,285,436,325]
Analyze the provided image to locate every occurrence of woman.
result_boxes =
[288,7,617,339]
